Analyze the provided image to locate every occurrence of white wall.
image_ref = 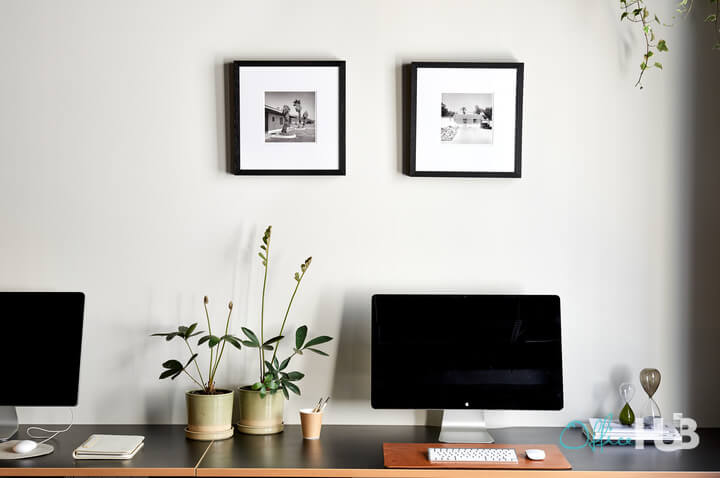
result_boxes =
[1,0,717,427]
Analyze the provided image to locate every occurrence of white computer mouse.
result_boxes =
[525,449,546,461]
[13,440,38,454]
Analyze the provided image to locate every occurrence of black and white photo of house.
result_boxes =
[440,93,494,144]
[264,91,316,143]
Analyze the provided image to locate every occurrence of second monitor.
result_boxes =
[371,294,563,443]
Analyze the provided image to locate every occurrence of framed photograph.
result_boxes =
[407,62,524,177]
[230,60,345,175]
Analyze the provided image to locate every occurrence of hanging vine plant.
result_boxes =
[620,0,719,88]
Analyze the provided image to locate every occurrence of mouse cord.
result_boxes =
[25,409,74,445]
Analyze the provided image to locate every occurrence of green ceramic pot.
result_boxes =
[236,387,285,435]
[186,389,234,440]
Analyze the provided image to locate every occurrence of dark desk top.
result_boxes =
[199,425,720,476]
[0,424,209,476]
[1,424,719,476]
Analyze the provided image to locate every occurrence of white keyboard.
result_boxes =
[428,447,518,463]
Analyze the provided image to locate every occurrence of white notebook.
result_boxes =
[73,434,145,460]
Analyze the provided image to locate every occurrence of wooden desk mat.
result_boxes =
[383,443,572,470]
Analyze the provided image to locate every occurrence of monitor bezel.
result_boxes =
[370,293,564,411]
[0,291,84,407]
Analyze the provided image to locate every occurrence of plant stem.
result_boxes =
[182,369,205,390]
[270,269,306,366]
[260,241,270,381]
[210,305,233,382]
[203,301,214,391]
[635,11,651,88]
[183,339,206,390]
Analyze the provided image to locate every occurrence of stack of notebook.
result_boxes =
[73,434,145,460]
[584,418,681,443]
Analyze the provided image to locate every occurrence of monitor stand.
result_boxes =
[439,410,494,443]
[0,407,18,442]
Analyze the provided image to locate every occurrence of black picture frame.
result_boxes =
[229,60,346,176]
[406,62,524,178]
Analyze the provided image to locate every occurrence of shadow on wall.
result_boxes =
[331,293,372,402]
[329,292,444,426]
[687,14,720,426]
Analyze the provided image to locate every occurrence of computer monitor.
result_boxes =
[0,292,84,441]
[371,294,563,443]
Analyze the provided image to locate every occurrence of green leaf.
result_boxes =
[184,353,198,368]
[295,325,308,349]
[307,347,329,356]
[273,356,279,370]
[208,335,221,347]
[241,340,258,348]
[303,336,333,348]
[241,327,260,346]
[705,14,717,22]
[713,42,720,50]
[268,381,279,390]
[640,62,647,70]
[264,360,275,372]
[284,381,301,396]
[164,332,179,341]
[259,387,267,398]
[293,347,304,355]
[294,272,301,282]
[186,323,198,337]
[281,386,289,399]
[279,357,291,370]
[621,11,628,20]
[159,369,177,379]
[223,335,242,349]
[657,39,668,52]
[286,371,305,381]
[178,326,188,334]
[163,359,182,369]
[654,62,663,69]
[151,332,172,337]
[198,334,211,346]
[263,335,284,346]
[262,345,274,351]
[251,382,262,390]
[259,252,266,261]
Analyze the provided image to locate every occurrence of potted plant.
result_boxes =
[236,225,333,435]
[152,297,243,440]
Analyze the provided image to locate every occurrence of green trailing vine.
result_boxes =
[620,0,719,88]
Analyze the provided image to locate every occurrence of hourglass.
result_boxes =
[618,382,635,426]
[639,368,662,428]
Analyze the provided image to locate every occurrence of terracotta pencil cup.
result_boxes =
[299,408,323,440]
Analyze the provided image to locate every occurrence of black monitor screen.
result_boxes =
[371,294,563,410]
[0,292,84,406]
